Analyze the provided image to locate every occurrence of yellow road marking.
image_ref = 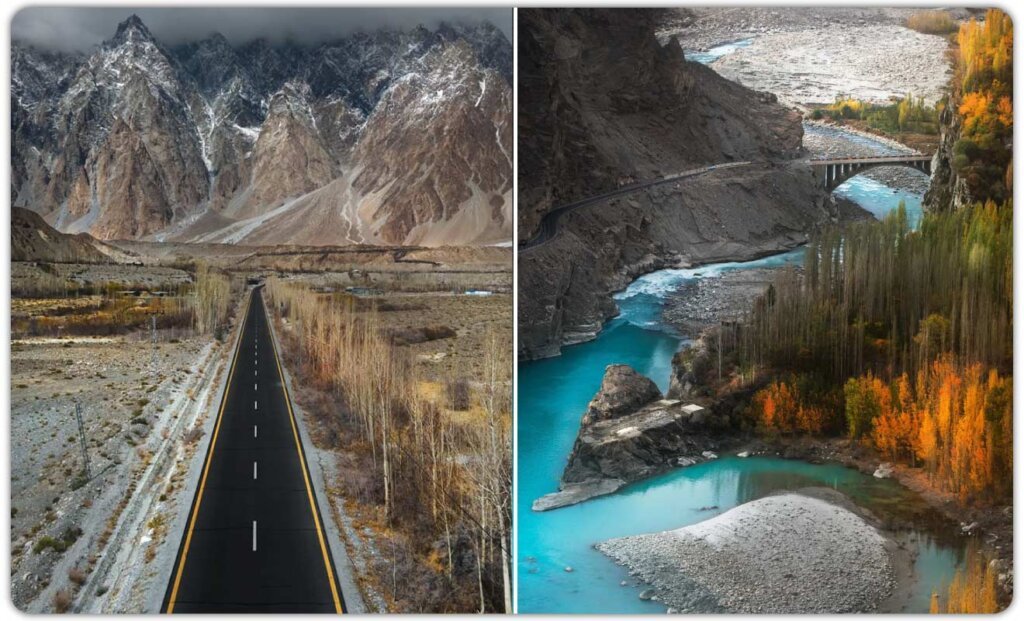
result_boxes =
[266,294,345,614]
[165,290,252,614]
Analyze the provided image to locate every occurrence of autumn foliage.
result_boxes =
[737,200,1012,507]
[953,9,1013,203]
[841,359,1012,502]
[750,377,834,435]
[939,544,1002,613]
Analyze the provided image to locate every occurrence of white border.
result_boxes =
[4,1,1023,619]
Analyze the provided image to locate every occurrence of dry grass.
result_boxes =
[906,10,957,35]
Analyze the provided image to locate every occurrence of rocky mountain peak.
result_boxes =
[107,14,156,48]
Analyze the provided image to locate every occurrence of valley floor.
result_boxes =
[9,329,228,612]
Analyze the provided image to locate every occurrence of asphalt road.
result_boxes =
[162,287,345,613]
[519,161,752,251]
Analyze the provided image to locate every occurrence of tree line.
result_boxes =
[735,200,1011,505]
[264,279,511,613]
[811,93,941,135]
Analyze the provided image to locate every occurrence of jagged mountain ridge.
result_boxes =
[11,14,513,246]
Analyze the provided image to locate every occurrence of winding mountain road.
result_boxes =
[519,161,752,251]
[162,287,346,613]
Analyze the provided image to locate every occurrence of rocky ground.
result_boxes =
[741,435,1015,603]
[662,267,783,338]
[597,489,902,613]
[9,331,226,612]
[661,7,956,106]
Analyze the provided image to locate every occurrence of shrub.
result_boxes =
[446,377,472,411]
[53,589,72,613]
[68,566,87,586]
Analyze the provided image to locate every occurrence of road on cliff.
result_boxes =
[162,287,346,613]
[519,161,752,251]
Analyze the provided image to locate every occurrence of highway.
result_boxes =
[519,161,751,251]
[162,287,346,613]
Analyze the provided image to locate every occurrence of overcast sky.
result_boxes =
[12,6,512,52]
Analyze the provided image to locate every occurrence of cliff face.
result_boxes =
[517,8,804,240]
[517,8,824,360]
[924,92,973,211]
[12,16,512,246]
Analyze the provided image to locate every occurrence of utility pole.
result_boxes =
[74,401,91,478]
[151,315,157,380]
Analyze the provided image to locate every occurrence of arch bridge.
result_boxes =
[810,154,933,191]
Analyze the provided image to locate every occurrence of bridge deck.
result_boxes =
[810,155,932,165]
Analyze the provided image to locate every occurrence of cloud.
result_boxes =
[11,6,512,52]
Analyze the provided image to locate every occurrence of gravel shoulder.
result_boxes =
[597,488,907,613]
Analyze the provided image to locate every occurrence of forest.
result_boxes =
[264,280,511,613]
[951,9,1013,203]
[740,201,1012,504]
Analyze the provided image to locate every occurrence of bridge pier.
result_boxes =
[811,154,933,192]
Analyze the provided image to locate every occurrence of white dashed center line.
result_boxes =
[254,400,258,411]
[252,521,257,551]
[254,425,258,438]
[253,461,258,480]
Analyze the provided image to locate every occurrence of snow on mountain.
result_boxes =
[11,14,512,246]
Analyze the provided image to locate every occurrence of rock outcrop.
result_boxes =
[516,9,829,359]
[12,15,512,247]
[533,364,733,511]
[924,96,972,211]
[582,365,662,425]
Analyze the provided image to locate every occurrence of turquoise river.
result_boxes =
[517,137,965,612]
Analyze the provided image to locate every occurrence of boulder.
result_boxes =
[582,365,663,425]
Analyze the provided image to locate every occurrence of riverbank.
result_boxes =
[662,267,786,338]
[738,434,1014,603]
[597,488,907,613]
[518,164,826,360]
